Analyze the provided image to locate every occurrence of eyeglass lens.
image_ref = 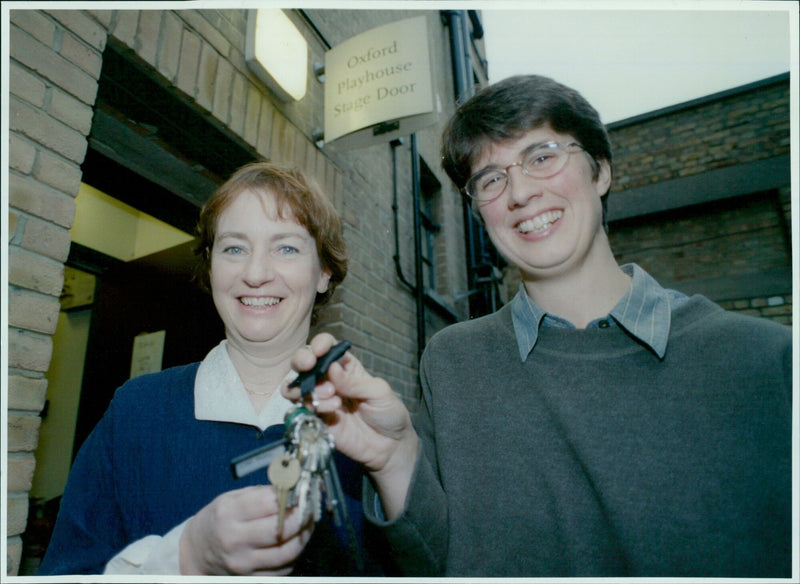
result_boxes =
[466,142,574,201]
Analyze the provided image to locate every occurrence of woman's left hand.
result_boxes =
[179,484,314,575]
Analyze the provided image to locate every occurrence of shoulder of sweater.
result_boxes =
[111,361,201,406]
[424,304,513,353]
[674,294,791,344]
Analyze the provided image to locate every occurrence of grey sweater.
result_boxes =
[366,295,792,577]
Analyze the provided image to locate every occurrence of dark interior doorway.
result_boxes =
[69,241,225,457]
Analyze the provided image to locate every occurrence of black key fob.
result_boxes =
[289,340,351,398]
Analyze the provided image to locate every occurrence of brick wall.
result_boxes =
[609,80,790,191]
[607,78,792,326]
[717,294,793,324]
[6,7,467,574]
[609,187,792,325]
[7,9,107,574]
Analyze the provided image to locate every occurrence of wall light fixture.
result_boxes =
[245,9,308,102]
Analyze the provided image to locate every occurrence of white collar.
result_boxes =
[194,340,296,431]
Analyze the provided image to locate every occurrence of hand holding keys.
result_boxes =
[289,340,351,405]
[232,340,363,569]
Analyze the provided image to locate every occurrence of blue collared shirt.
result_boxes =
[510,263,688,361]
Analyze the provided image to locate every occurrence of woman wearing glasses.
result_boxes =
[286,75,791,578]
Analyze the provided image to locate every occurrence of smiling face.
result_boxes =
[474,126,612,282]
[209,188,331,352]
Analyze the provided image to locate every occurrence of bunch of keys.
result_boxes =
[231,341,363,569]
[274,404,349,529]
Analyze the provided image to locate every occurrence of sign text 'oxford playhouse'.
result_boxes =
[324,16,438,148]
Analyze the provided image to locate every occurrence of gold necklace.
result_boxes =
[243,368,295,397]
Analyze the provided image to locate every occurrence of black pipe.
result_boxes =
[467,11,489,80]
[390,136,427,361]
[410,134,426,362]
[391,138,415,293]
[443,10,476,290]
[467,10,484,39]
[296,9,332,49]
[444,10,471,100]
[445,10,491,317]
[392,139,459,332]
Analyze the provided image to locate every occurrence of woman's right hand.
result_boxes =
[179,485,314,575]
[285,333,419,519]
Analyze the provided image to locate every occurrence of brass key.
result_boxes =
[267,453,301,537]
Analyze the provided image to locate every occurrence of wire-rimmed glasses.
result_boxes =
[464,141,585,203]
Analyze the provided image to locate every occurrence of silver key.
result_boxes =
[285,406,337,523]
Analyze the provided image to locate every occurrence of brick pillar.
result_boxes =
[6,9,109,576]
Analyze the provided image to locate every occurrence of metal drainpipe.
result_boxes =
[444,10,471,98]
[445,10,488,316]
[391,137,426,363]
[410,134,426,363]
[391,138,415,292]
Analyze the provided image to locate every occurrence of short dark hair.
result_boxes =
[442,75,613,212]
[194,162,347,313]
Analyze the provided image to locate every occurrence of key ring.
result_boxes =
[303,389,319,414]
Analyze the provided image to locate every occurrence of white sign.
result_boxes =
[324,15,439,149]
[130,330,166,379]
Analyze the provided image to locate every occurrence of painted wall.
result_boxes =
[31,308,91,501]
